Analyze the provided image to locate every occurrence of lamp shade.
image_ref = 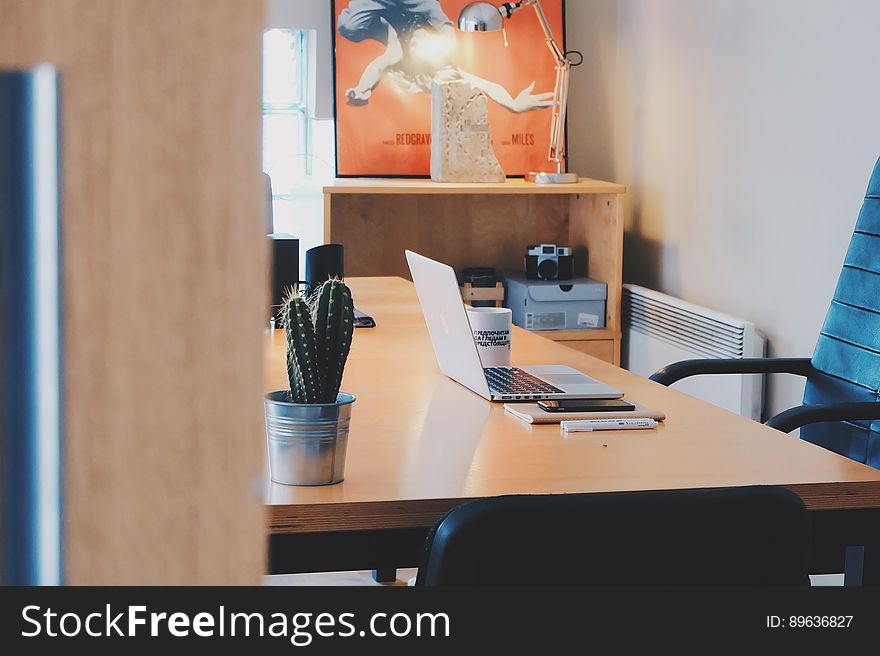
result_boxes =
[457,2,504,32]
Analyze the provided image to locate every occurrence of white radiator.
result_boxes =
[622,285,766,420]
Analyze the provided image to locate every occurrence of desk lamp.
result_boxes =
[458,0,579,184]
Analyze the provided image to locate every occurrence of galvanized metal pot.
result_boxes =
[264,391,355,486]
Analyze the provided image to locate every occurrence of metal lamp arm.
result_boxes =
[530,0,567,64]
[530,0,568,169]
[500,0,572,177]
[501,1,566,63]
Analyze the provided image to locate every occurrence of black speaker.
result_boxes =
[304,244,344,293]
[269,233,300,318]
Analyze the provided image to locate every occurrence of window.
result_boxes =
[262,28,334,271]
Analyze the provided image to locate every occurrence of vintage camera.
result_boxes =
[524,244,573,281]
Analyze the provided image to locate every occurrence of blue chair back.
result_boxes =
[804,157,880,467]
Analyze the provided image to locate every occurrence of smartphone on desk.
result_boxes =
[354,309,375,328]
[537,399,636,413]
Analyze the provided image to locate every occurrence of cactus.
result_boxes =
[281,292,322,403]
[281,279,355,404]
[311,278,355,402]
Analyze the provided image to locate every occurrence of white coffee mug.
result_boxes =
[466,307,512,368]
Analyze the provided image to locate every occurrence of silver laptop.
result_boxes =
[406,251,623,402]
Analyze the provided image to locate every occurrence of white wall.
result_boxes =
[568,0,880,417]
[565,0,620,181]
[266,0,334,119]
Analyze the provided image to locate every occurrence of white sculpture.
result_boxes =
[430,80,505,183]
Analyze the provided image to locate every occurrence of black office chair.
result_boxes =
[416,487,811,586]
[651,156,880,469]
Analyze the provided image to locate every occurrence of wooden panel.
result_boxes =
[544,328,621,341]
[329,194,571,278]
[268,482,880,534]
[265,278,880,534]
[0,0,266,584]
[557,339,615,363]
[569,193,624,335]
[325,177,626,195]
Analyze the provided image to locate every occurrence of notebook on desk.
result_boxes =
[505,402,666,425]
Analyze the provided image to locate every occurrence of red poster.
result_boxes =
[333,0,566,176]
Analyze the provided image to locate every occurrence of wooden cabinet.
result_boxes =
[554,337,616,363]
[323,178,625,364]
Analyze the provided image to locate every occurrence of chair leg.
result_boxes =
[372,567,397,583]
[844,546,864,587]
[862,544,880,586]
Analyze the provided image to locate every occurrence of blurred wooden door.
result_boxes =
[0,0,267,584]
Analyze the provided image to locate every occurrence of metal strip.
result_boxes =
[0,65,63,586]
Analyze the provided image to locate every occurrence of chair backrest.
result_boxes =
[416,487,811,586]
[803,157,880,468]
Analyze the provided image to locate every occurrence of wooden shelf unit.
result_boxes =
[323,178,625,364]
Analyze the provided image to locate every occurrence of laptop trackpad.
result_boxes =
[540,373,596,388]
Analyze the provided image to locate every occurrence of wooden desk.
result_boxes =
[265,277,880,576]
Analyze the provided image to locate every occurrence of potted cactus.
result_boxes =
[264,279,356,486]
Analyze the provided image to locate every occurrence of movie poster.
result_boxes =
[332,0,566,177]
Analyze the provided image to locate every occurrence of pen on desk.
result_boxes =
[561,418,659,433]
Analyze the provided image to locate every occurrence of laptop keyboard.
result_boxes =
[484,367,564,395]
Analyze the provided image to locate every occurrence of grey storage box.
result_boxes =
[504,272,607,331]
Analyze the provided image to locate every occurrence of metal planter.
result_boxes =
[264,391,355,486]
